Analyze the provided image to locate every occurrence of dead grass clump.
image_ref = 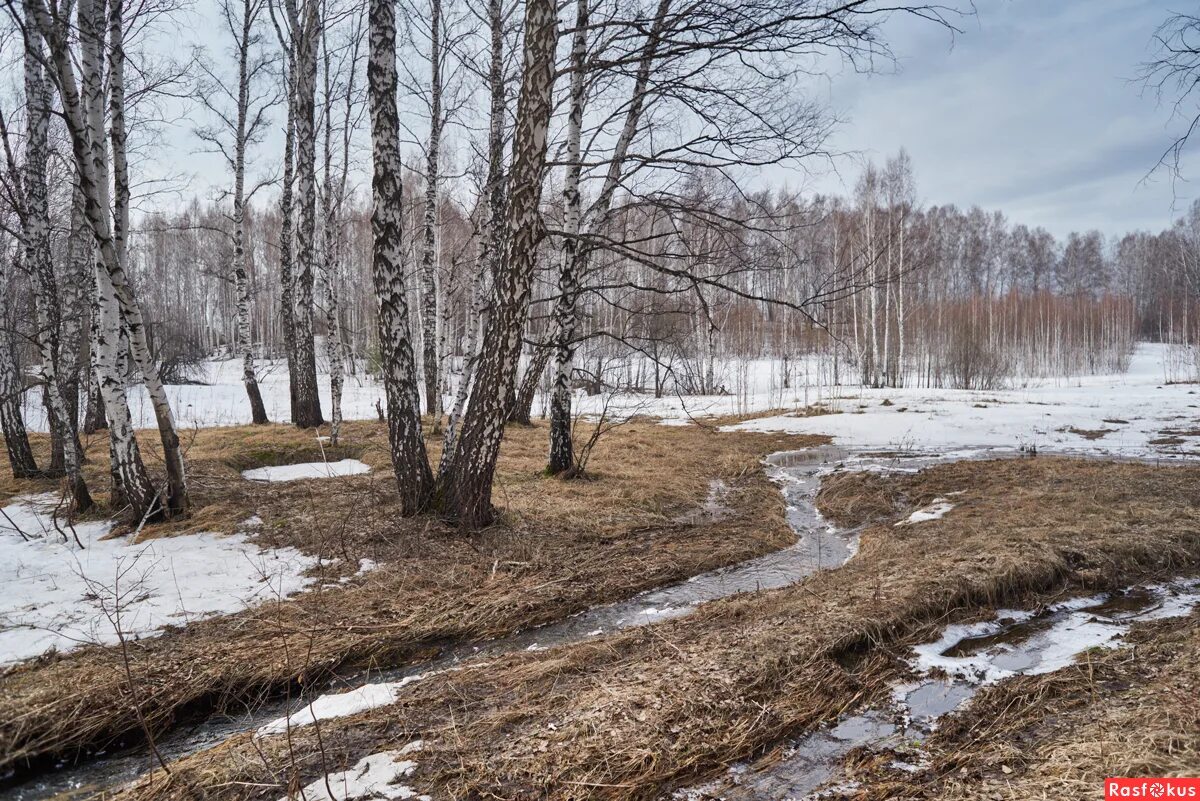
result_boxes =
[106,456,1200,801]
[815,470,906,527]
[1062,426,1116,440]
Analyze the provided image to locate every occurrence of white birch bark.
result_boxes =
[419,0,443,422]
[284,0,324,428]
[369,0,434,512]
[547,0,587,475]
[22,0,91,509]
[437,0,558,527]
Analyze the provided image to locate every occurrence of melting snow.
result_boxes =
[0,494,319,666]
[726,343,1200,459]
[242,459,372,482]
[896,499,955,526]
[258,675,426,736]
[276,742,429,801]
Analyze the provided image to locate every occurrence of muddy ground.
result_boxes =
[0,419,823,780]
[90,454,1200,801]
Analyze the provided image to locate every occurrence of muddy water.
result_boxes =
[677,580,1200,801]
[4,445,881,800]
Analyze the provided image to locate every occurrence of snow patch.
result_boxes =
[0,494,318,665]
[258,675,426,736]
[242,459,371,482]
[275,742,429,801]
[896,499,955,526]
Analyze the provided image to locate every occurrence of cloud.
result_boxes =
[803,0,1193,237]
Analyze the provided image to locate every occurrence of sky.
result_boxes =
[797,0,1195,238]
[158,0,1196,241]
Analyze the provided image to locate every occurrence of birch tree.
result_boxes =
[435,0,558,527]
[27,0,186,520]
[195,0,278,424]
[281,0,324,428]
[417,0,443,422]
[368,0,434,512]
[0,247,38,479]
[18,0,91,508]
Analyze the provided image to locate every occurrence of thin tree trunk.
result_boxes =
[419,0,443,424]
[547,0,587,475]
[546,0,669,470]
[368,0,434,513]
[511,340,550,426]
[436,0,558,527]
[0,258,39,479]
[287,0,324,429]
[107,0,189,517]
[279,42,299,418]
[234,0,268,424]
[441,259,485,468]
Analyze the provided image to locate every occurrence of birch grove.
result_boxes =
[2,0,1196,532]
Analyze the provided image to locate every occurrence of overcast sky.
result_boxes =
[160,0,1195,240]
[798,0,1194,239]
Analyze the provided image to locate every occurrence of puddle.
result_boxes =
[676,580,1200,800]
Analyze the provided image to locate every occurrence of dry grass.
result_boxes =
[0,419,823,777]
[108,456,1200,801]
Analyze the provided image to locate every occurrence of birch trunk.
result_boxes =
[441,258,485,468]
[279,43,299,419]
[436,0,558,527]
[511,341,550,426]
[369,0,434,512]
[546,0,669,470]
[234,0,269,424]
[0,257,39,479]
[441,0,503,472]
[23,0,91,508]
[547,0,587,475]
[32,0,164,520]
[319,78,343,445]
[106,0,189,517]
[288,0,324,429]
[419,0,443,423]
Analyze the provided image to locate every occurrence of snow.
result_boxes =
[0,494,319,666]
[258,675,426,736]
[15,344,1199,448]
[275,742,429,801]
[726,343,1200,459]
[896,498,955,526]
[242,458,372,482]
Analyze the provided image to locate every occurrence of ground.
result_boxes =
[0,419,819,783]
[94,456,1200,801]
[3,344,1200,800]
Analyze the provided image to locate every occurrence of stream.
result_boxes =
[674,580,1200,800]
[4,446,1192,800]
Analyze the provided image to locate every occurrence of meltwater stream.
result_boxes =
[675,579,1200,800]
[6,445,889,800]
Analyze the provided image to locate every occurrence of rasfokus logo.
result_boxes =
[1107,779,1200,799]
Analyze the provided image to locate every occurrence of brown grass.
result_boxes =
[107,456,1200,801]
[0,419,824,777]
